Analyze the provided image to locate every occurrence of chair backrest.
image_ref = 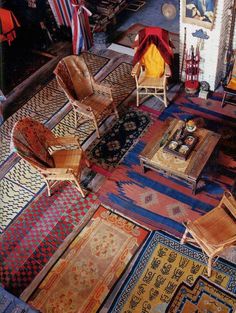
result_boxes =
[54,55,94,101]
[11,118,55,170]
[219,191,236,219]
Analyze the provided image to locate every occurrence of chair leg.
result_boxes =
[221,92,226,108]
[74,178,86,198]
[44,178,51,196]
[114,107,119,119]
[163,88,168,108]
[136,91,140,107]
[93,119,100,138]
[207,256,213,277]
[85,157,91,168]
[74,111,78,128]
[180,228,189,244]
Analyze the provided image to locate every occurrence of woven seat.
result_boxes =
[181,191,236,277]
[54,55,119,138]
[11,118,90,198]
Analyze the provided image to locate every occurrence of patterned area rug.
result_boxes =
[87,111,151,172]
[0,182,100,296]
[0,53,142,298]
[98,93,236,236]
[108,231,236,313]
[28,205,149,313]
[0,286,39,313]
[166,275,236,312]
[0,52,111,233]
[102,62,136,107]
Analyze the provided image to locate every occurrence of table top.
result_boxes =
[139,118,221,181]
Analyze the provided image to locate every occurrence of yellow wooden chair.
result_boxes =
[131,27,173,107]
[11,118,90,198]
[54,55,119,138]
[181,191,236,277]
[131,50,171,107]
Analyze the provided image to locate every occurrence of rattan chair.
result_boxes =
[131,27,173,107]
[54,55,119,138]
[131,61,171,107]
[181,191,236,277]
[11,118,90,198]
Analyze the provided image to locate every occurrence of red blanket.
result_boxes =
[0,8,20,45]
[133,27,174,67]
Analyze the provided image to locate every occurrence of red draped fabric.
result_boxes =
[0,8,20,45]
[133,27,174,67]
[71,0,93,54]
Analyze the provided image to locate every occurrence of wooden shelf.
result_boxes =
[86,0,127,32]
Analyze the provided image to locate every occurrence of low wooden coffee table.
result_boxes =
[139,118,221,194]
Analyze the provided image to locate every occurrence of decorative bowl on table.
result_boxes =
[186,120,196,132]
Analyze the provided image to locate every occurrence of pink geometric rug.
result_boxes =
[1,182,100,296]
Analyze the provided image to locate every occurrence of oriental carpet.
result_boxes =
[165,275,236,313]
[108,231,236,313]
[28,205,149,313]
[87,110,151,173]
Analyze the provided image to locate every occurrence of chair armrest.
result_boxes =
[47,136,81,148]
[131,62,142,77]
[72,99,92,114]
[93,83,112,98]
[41,168,72,175]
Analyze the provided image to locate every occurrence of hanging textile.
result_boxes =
[0,8,20,45]
[48,0,72,27]
[71,0,93,54]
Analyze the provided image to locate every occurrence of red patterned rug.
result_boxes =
[0,182,100,296]
[98,92,236,236]
[27,205,149,313]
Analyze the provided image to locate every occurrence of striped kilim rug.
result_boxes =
[0,182,100,296]
[0,54,138,298]
[27,205,149,313]
[108,231,236,313]
[98,92,236,236]
[0,54,135,234]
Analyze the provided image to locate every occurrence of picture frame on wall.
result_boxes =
[182,0,217,30]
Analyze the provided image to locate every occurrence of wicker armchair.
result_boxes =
[54,55,119,138]
[11,118,90,198]
[181,191,236,277]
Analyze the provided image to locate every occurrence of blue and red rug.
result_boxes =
[98,92,236,236]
